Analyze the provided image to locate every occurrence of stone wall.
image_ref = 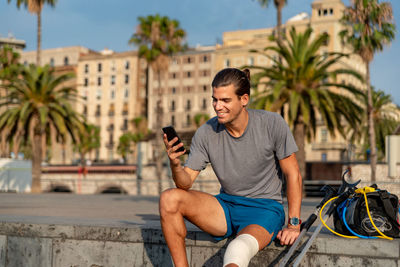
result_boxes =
[0,222,399,267]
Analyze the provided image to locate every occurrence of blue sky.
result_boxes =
[1,0,399,105]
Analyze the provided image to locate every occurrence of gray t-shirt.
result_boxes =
[185,109,298,202]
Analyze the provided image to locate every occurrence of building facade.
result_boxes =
[77,49,141,163]
[214,0,365,163]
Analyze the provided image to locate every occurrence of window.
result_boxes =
[186,100,191,111]
[122,103,128,115]
[186,114,191,126]
[84,64,89,73]
[224,59,230,68]
[123,119,128,130]
[203,85,208,92]
[185,57,193,64]
[83,105,87,116]
[321,128,328,142]
[202,98,207,110]
[321,153,327,161]
[125,60,130,70]
[202,55,209,62]
[98,63,102,72]
[330,8,333,15]
[248,57,254,66]
[23,61,28,66]
[124,88,129,98]
[96,89,102,100]
[109,104,115,116]
[186,71,192,78]
[171,115,175,127]
[125,74,129,84]
[50,58,55,67]
[97,77,102,86]
[111,75,115,85]
[95,105,101,116]
[84,78,88,87]
[171,100,175,111]
[110,89,115,100]
[64,57,69,66]
[172,87,176,94]
[323,9,328,16]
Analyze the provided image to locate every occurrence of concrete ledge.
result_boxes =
[0,221,399,267]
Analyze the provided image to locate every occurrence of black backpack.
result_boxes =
[333,186,400,238]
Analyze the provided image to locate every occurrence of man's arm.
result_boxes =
[163,134,199,190]
[276,153,302,245]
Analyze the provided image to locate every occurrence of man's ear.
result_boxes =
[240,94,249,107]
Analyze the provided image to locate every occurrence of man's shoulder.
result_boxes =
[197,116,223,134]
[249,109,282,123]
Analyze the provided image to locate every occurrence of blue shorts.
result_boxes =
[213,193,285,243]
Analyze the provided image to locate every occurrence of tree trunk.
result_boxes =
[31,131,42,193]
[366,62,376,181]
[276,5,283,43]
[294,117,306,181]
[155,70,164,195]
[36,11,41,66]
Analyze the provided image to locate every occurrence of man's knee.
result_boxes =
[223,234,259,267]
[159,188,185,216]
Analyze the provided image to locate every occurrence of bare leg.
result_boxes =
[225,224,273,267]
[159,188,227,267]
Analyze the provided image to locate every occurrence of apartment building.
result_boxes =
[77,49,141,163]
[148,46,216,134]
[214,0,365,162]
[17,46,94,163]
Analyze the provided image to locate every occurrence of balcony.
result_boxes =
[95,111,101,117]
[122,110,128,116]
[108,111,115,117]
[120,125,128,131]
[312,142,347,151]
[107,125,114,131]
[106,141,114,149]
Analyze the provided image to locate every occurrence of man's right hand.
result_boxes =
[163,134,186,167]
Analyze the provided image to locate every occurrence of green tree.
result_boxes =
[7,0,57,65]
[249,27,363,179]
[350,89,400,161]
[0,64,83,192]
[129,15,186,195]
[193,113,210,129]
[256,0,287,42]
[340,0,395,181]
[74,122,100,168]
[0,46,22,157]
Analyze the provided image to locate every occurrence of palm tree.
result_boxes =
[256,0,287,42]
[7,0,57,65]
[340,0,395,181]
[0,64,83,193]
[193,113,210,129]
[0,46,22,157]
[350,89,400,161]
[129,15,186,195]
[74,122,100,170]
[249,27,364,180]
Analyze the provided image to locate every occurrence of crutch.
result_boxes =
[291,172,360,267]
[278,185,336,267]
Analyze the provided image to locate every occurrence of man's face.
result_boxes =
[212,84,249,125]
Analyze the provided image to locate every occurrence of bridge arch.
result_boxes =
[96,184,128,194]
[47,184,73,193]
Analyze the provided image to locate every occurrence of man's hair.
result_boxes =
[211,68,251,97]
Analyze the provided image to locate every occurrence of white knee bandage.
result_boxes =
[223,234,259,267]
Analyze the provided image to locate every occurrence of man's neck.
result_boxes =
[225,109,249,138]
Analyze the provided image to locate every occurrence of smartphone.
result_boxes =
[162,126,185,152]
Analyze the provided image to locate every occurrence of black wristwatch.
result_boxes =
[288,217,302,226]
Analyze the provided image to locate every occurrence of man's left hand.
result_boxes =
[276,226,300,245]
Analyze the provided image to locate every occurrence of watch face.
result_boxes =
[290,217,300,225]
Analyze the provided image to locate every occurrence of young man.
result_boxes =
[160,68,302,267]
